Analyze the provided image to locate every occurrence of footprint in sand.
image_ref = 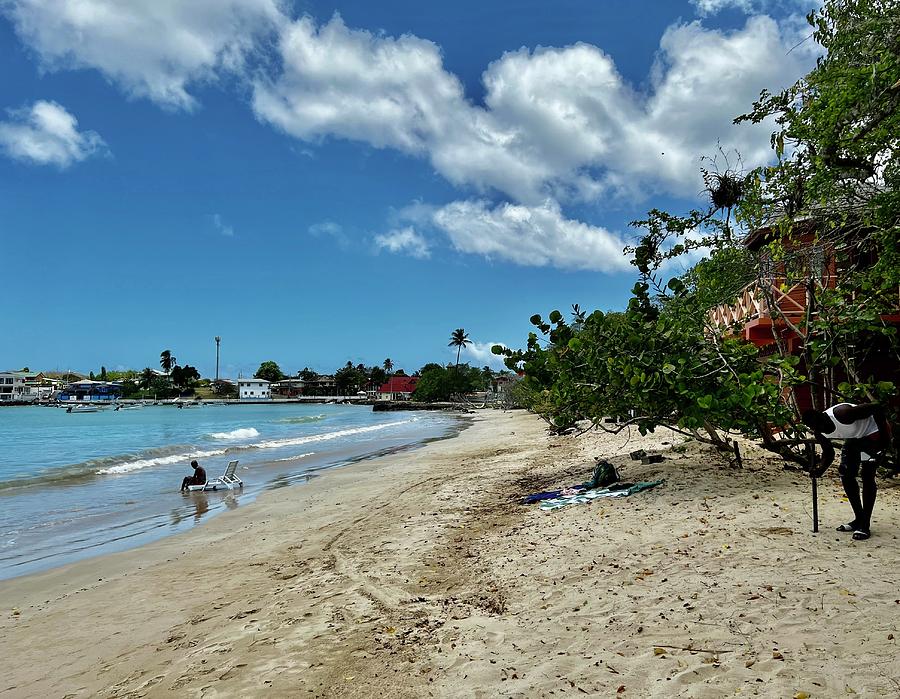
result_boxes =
[228,607,261,620]
[483,629,506,648]
[135,674,166,691]
[217,663,247,681]
[669,658,723,686]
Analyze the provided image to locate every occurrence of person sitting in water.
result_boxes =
[180,460,207,491]
[802,402,892,540]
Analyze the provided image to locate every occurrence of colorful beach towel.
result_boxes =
[520,461,623,504]
[538,480,664,512]
[520,485,586,504]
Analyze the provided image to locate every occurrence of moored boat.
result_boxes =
[66,404,100,413]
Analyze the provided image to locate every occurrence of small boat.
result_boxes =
[66,404,100,413]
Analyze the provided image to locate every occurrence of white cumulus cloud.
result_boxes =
[431,199,631,272]
[691,0,755,14]
[690,0,820,16]
[252,15,460,152]
[0,100,106,167]
[253,14,814,204]
[3,5,820,275]
[5,6,815,206]
[3,0,285,110]
[373,227,431,259]
[457,340,509,370]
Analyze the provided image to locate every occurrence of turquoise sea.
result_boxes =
[0,403,460,580]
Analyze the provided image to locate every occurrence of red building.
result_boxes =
[377,376,418,400]
[709,219,900,411]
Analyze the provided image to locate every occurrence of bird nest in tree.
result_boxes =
[708,172,744,210]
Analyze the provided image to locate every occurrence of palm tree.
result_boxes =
[382,358,393,391]
[448,328,472,372]
[140,367,154,390]
[160,350,175,376]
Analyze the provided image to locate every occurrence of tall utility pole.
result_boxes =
[215,336,221,382]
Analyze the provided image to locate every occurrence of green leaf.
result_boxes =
[667,278,685,294]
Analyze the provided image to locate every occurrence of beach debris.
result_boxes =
[793,693,810,699]
[630,449,647,461]
[641,454,664,464]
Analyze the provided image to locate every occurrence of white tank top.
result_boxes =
[822,403,879,439]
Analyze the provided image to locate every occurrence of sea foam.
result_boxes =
[209,427,260,440]
[251,419,413,450]
[88,419,412,477]
[96,448,228,475]
[273,452,316,462]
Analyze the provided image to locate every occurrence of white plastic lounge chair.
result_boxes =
[187,460,243,492]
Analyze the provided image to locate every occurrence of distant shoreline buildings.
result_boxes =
[2,362,520,405]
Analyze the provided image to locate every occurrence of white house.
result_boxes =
[0,371,28,401]
[238,378,270,400]
[0,371,47,402]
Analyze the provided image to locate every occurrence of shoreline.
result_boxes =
[0,409,471,582]
[1,399,467,408]
[3,409,900,697]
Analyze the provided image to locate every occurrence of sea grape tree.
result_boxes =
[498,0,899,465]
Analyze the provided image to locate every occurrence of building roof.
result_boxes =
[378,376,418,394]
[239,378,270,384]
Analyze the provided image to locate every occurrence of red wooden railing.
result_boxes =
[709,278,830,329]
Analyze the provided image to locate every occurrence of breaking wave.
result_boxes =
[0,443,226,490]
[96,448,229,475]
[1,417,418,491]
[209,427,260,440]
[250,419,414,449]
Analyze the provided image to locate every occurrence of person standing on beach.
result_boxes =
[181,460,207,491]
[802,402,892,540]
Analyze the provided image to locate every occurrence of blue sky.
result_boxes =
[0,0,818,378]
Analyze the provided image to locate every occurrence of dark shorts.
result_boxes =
[839,436,882,477]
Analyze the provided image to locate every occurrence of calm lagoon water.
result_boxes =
[0,403,461,580]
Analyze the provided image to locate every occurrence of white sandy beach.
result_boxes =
[2,409,899,698]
